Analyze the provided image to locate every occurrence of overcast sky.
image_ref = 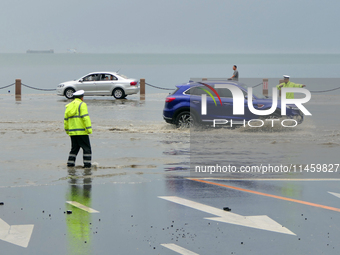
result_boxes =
[1,0,339,53]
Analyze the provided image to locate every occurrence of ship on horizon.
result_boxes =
[67,48,77,53]
[26,49,54,54]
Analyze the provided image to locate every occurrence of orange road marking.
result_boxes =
[189,178,340,213]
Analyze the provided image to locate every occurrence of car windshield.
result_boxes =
[82,74,99,81]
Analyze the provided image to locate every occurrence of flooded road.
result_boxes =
[0,93,189,187]
[1,93,340,254]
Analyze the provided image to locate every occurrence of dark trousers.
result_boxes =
[67,135,92,167]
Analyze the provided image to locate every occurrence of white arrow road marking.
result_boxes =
[66,201,99,213]
[159,196,295,235]
[161,243,199,255]
[0,218,34,248]
[328,191,340,198]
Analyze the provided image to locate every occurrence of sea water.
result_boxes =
[1,53,340,94]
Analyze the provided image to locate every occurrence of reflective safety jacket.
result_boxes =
[276,81,304,99]
[64,98,92,136]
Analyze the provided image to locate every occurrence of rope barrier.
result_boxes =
[251,82,263,88]
[21,83,56,91]
[144,80,340,93]
[2,81,340,94]
[0,83,15,90]
[145,82,173,91]
[310,85,340,93]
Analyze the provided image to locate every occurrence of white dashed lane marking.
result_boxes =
[66,201,100,213]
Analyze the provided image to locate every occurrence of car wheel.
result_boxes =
[293,114,304,124]
[267,112,281,119]
[175,111,196,128]
[113,88,125,99]
[261,110,281,120]
[64,88,75,99]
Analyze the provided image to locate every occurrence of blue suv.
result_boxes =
[163,81,304,128]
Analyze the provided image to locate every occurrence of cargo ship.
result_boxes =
[26,49,54,53]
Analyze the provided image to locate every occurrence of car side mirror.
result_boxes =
[244,95,248,99]
[79,79,83,82]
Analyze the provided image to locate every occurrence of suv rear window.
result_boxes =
[185,86,214,96]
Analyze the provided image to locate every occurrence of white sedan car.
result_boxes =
[57,72,139,99]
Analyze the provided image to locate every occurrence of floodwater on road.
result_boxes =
[190,94,340,179]
[0,93,189,187]
[0,92,339,185]
[0,93,192,254]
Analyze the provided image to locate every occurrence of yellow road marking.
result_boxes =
[189,178,340,213]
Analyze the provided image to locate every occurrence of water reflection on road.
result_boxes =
[66,168,93,255]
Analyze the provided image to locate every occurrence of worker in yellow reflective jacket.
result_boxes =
[276,75,306,99]
[64,90,92,168]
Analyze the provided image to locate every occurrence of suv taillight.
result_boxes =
[130,81,137,86]
[165,97,175,103]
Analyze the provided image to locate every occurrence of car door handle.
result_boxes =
[223,103,231,105]
[192,101,200,104]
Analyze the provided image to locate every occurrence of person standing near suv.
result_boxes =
[276,75,306,99]
[228,65,239,81]
[64,90,92,168]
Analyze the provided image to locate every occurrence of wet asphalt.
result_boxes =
[1,177,340,254]
[1,93,340,254]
